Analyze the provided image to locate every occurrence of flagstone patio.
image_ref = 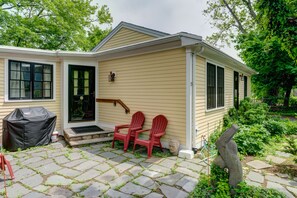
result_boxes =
[0,140,206,198]
[1,140,296,197]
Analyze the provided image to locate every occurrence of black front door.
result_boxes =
[69,65,95,122]
[234,71,239,109]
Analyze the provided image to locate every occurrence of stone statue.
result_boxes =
[169,139,180,155]
[213,124,243,188]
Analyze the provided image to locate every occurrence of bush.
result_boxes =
[284,121,297,135]
[234,125,270,155]
[289,96,297,107]
[226,98,269,126]
[264,119,287,136]
[190,164,286,198]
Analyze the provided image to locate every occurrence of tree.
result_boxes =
[204,0,297,107]
[0,0,113,51]
[236,0,297,106]
[203,0,258,47]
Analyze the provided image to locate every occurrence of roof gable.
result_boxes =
[92,21,169,52]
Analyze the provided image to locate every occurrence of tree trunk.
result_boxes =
[283,84,293,107]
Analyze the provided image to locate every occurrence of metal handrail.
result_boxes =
[96,98,130,114]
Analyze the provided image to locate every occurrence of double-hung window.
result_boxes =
[8,60,53,100]
[207,62,224,109]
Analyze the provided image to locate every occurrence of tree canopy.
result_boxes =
[204,0,297,106]
[0,0,113,51]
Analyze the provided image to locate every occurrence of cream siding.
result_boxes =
[98,48,186,146]
[99,28,156,51]
[195,56,234,145]
[0,58,61,141]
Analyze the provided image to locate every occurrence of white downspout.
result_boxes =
[179,48,194,159]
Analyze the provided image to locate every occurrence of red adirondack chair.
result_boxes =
[112,111,145,151]
[133,115,168,158]
[0,153,14,179]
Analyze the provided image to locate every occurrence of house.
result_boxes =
[0,22,255,157]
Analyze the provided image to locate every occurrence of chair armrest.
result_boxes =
[130,126,142,131]
[153,132,165,138]
[115,124,130,132]
[135,129,150,139]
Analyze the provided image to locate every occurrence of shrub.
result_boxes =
[284,137,297,163]
[234,125,270,155]
[284,121,297,135]
[289,96,297,107]
[264,119,287,136]
[190,164,286,198]
[226,98,269,126]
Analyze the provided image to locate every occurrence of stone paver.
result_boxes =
[20,174,43,187]
[245,179,262,187]
[70,183,86,193]
[45,175,73,185]
[22,191,50,198]
[95,169,119,183]
[287,186,297,197]
[246,160,272,169]
[34,185,50,192]
[159,184,188,198]
[14,168,36,181]
[100,151,118,159]
[105,189,132,198]
[120,182,151,196]
[34,162,62,175]
[56,168,81,178]
[176,176,198,192]
[265,175,297,187]
[73,160,99,171]
[176,167,200,178]
[110,174,133,189]
[149,164,171,174]
[115,161,135,173]
[5,183,31,197]
[246,171,264,183]
[158,159,176,169]
[48,186,73,197]
[134,176,158,189]
[80,182,109,197]
[144,192,164,198]
[157,173,184,185]
[266,181,295,198]
[129,166,143,176]
[22,156,44,165]
[142,170,164,178]
[275,151,292,158]
[75,169,102,182]
[266,155,286,164]
[179,161,204,172]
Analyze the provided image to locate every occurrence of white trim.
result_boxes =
[191,51,197,148]
[62,59,99,129]
[186,48,193,150]
[4,58,56,102]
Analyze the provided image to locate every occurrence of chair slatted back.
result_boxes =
[130,111,145,129]
[150,115,168,138]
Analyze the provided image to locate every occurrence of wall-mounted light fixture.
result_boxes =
[239,73,244,81]
[108,71,116,82]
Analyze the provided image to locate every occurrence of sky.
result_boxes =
[96,0,242,61]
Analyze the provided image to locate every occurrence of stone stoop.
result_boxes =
[63,127,114,146]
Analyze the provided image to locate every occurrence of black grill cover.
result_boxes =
[3,107,57,151]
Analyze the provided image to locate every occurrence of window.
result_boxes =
[244,76,248,98]
[207,62,224,109]
[8,60,53,100]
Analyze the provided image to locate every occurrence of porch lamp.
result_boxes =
[108,71,116,82]
[239,73,244,81]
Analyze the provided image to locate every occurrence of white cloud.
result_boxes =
[96,0,242,61]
